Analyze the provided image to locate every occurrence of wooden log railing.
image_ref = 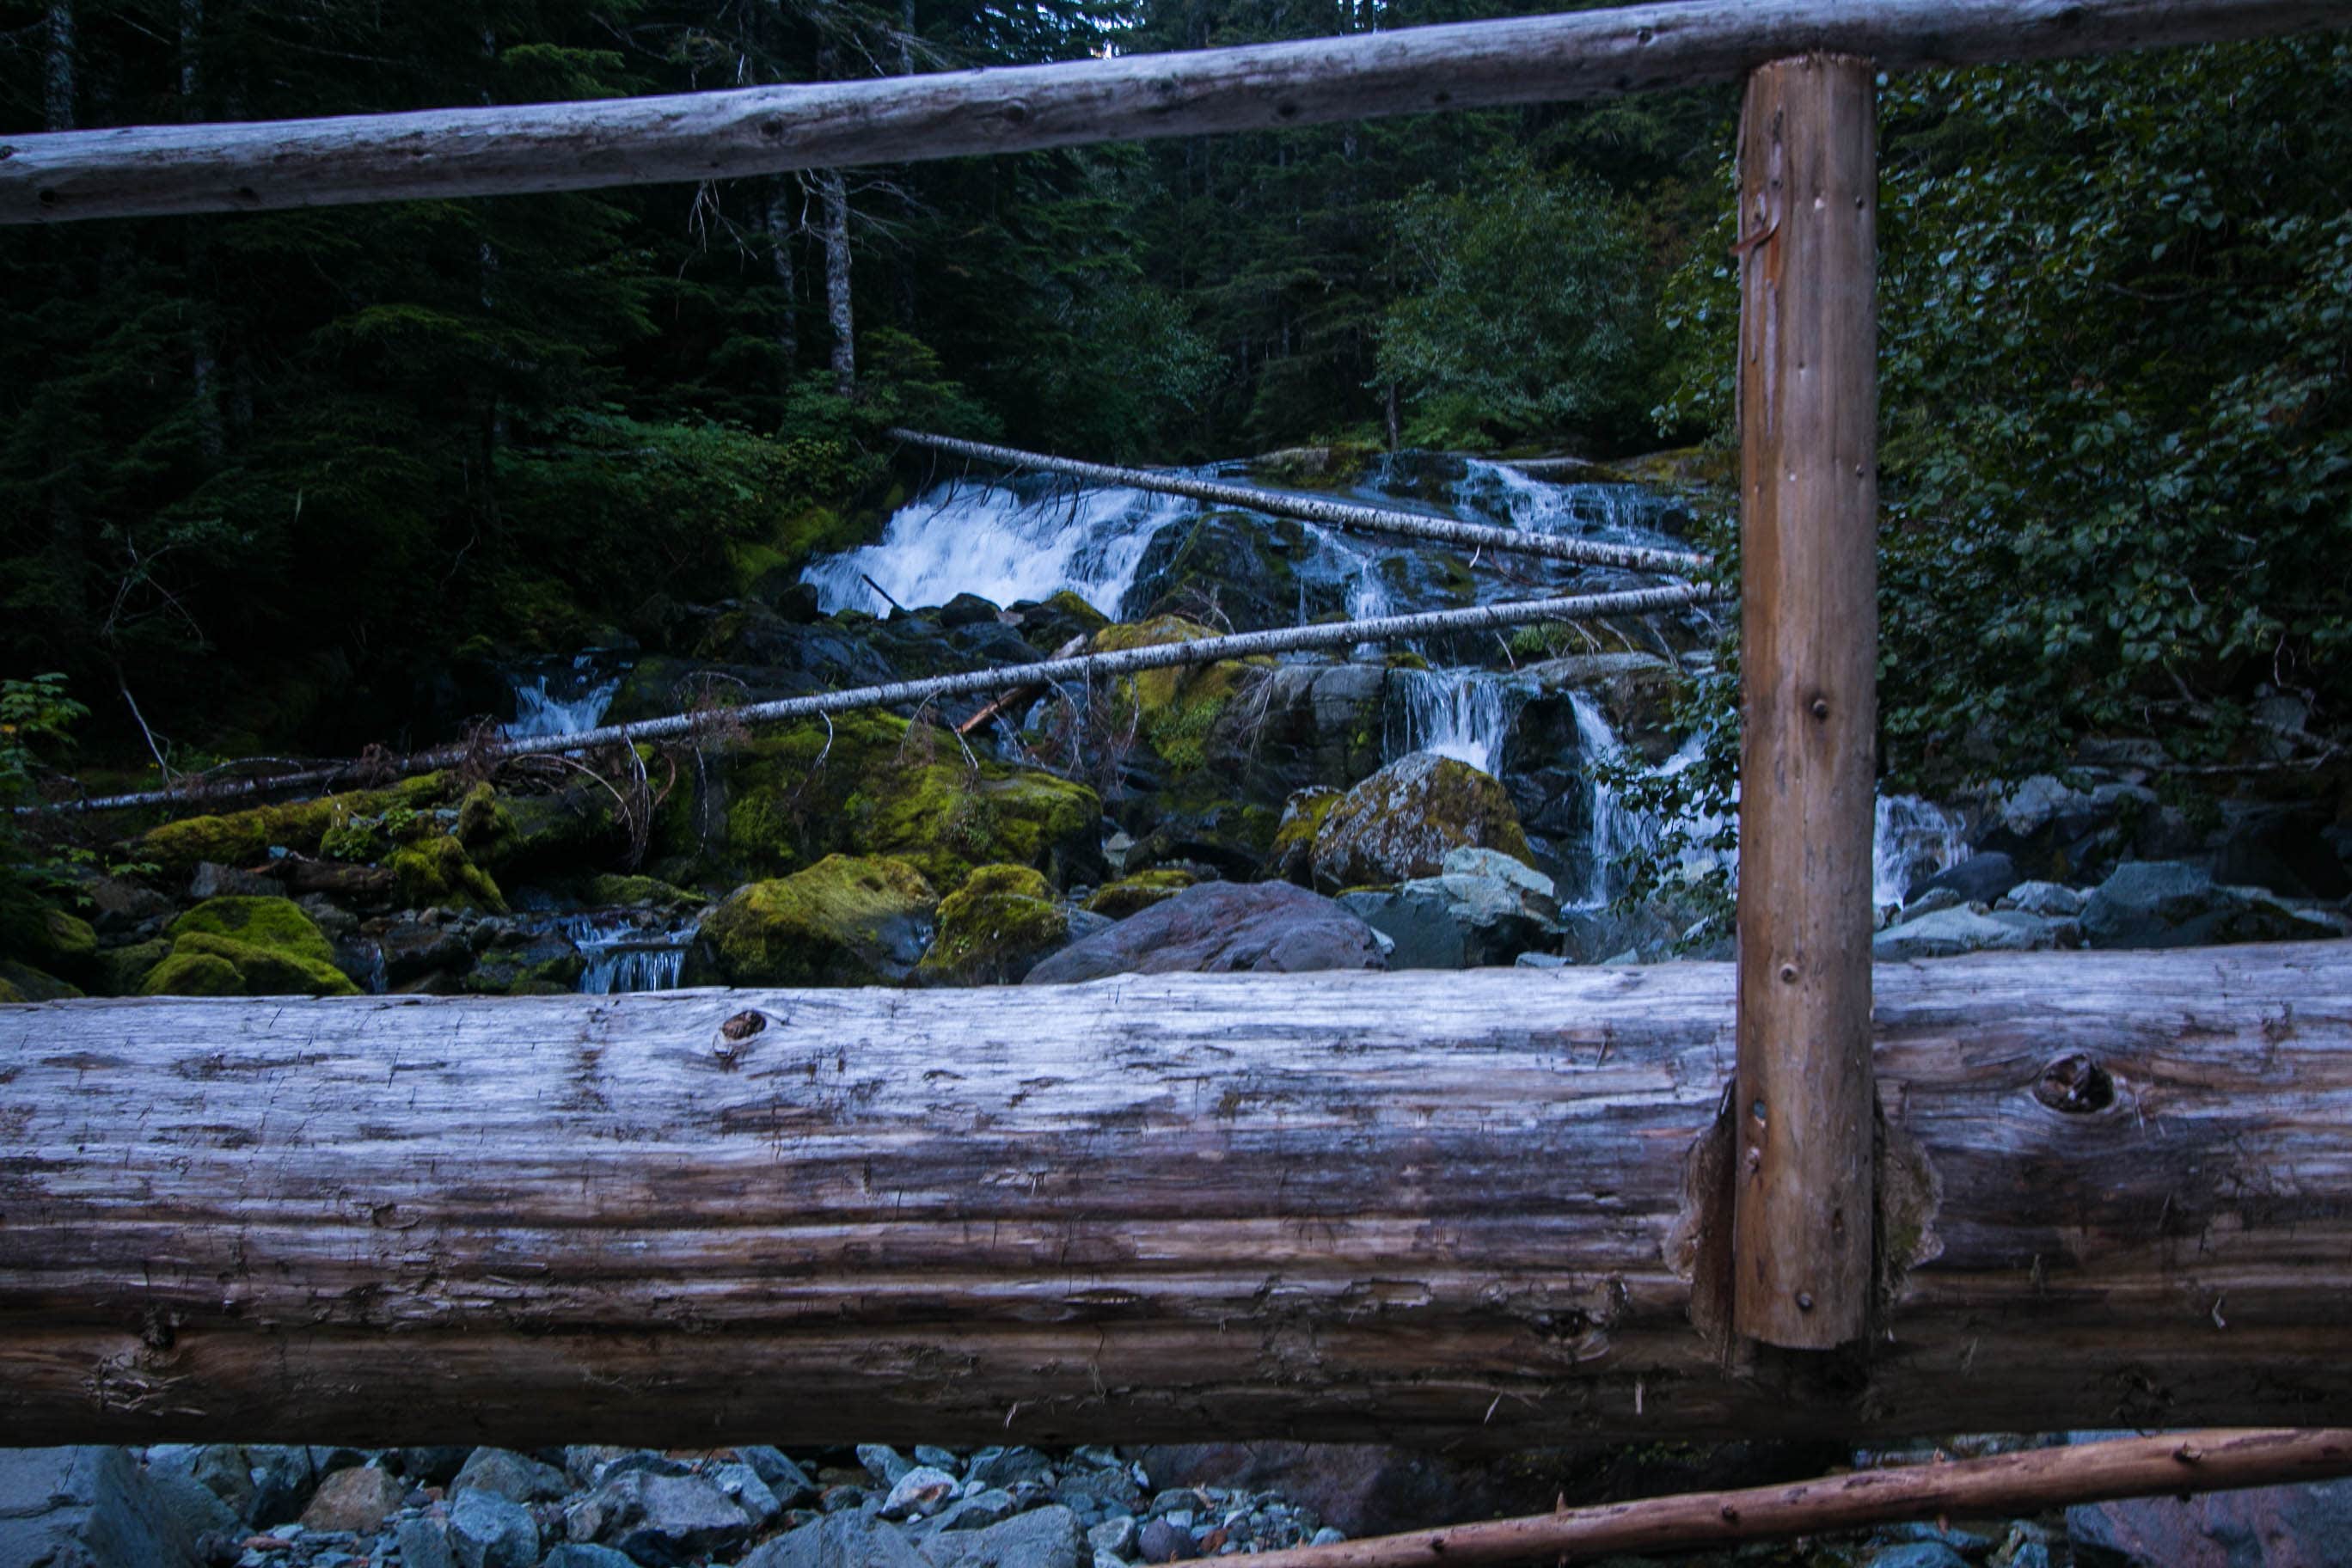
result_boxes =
[1,0,2340,225]
[3,945,2348,1447]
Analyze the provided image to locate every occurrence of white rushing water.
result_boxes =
[506,654,623,740]
[1872,794,1970,911]
[803,477,1198,617]
[561,912,701,995]
[1389,667,1522,775]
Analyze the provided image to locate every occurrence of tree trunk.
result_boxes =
[3,946,2348,1447]
[766,182,799,373]
[821,168,855,394]
[44,0,74,132]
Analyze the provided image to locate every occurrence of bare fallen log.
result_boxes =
[1236,1429,2352,1568]
[21,583,1712,818]
[956,633,1087,736]
[2,943,2347,1446]
[3,0,2339,225]
[888,429,1713,575]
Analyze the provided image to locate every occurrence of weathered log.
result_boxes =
[2,943,2348,1446]
[1731,56,1881,1349]
[1235,1429,2352,1568]
[2,0,2339,225]
[956,633,1087,736]
[889,429,1714,575]
[23,583,1713,818]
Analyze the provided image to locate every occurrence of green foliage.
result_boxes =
[0,675,87,805]
[1376,154,1650,448]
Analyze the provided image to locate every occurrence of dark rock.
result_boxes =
[397,1447,475,1487]
[1025,880,1386,983]
[934,1491,1020,1533]
[2081,861,2337,950]
[2210,800,2350,902]
[1917,850,2020,906]
[83,874,175,936]
[395,1513,458,1568]
[244,1446,328,1528]
[713,1461,785,1529]
[938,593,1004,628]
[542,1546,640,1568]
[860,1446,916,1487]
[448,1487,539,1568]
[451,1447,571,1505]
[968,1449,1056,1490]
[0,1447,216,1568]
[924,1504,1087,1568]
[189,861,279,900]
[1862,1544,1970,1568]
[742,1509,930,1568]
[1135,1517,1198,1563]
[370,914,476,988]
[144,1445,257,1522]
[2065,1475,2352,1565]
[1338,848,1560,969]
[738,1447,819,1508]
[602,1472,753,1565]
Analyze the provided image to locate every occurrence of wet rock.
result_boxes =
[939,593,1004,628]
[370,912,477,989]
[2065,1475,2352,1565]
[1915,850,2020,907]
[1309,751,1534,890]
[2081,861,2338,949]
[448,1487,538,1568]
[925,1504,1087,1568]
[189,862,280,900]
[1025,880,1386,983]
[464,926,585,995]
[451,1447,571,1505]
[695,855,940,985]
[297,1466,406,1534]
[1872,906,2064,961]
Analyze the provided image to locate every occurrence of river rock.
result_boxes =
[397,1512,460,1568]
[1309,751,1535,889]
[1,1449,215,1568]
[447,1486,539,1568]
[600,1471,753,1564]
[543,1546,640,1568]
[924,1504,1087,1568]
[883,1467,961,1520]
[2000,879,2086,918]
[742,1509,929,1568]
[2065,1475,2352,1565]
[1914,850,2020,906]
[694,855,939,985]
[738,1447,819,1507]
[1024,880,1386,983]
[1871,905,2065,961]
[2080,861,2337,949]
[298,1463,407,1533]
[452,1446,571,1504]
[1337,848,1562,969]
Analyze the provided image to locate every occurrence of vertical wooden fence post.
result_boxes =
[1731,53,1879,1351]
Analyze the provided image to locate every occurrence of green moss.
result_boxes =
[138,951,243,997]
[580,873,705,909]
[0,959,80,1000]
[1383,651,1432,672]
[1267,786,1344,884]
[387,835,508,913]
[1088,617,1268,775]
[915,863,1069,986]
[169,897,338,965]
[168,932,360,997]
[134,775,452,874]
[95,938,172,996]
[696,854,938,986]
[1083,869,1197,920]
[1311,753,1534,889]
[1042,590,1111,634]
[455,782,517,859]
[0,976,22,1003]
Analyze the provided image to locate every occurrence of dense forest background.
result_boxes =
[1,1,2346,807]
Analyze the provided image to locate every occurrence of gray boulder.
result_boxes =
[1916,851,2021,907]
[2066,1473,2352,1565]
[577,1471,751,1565]
[2082,861,2338,950]
[743,1510,930,1568]
[1338,848,1562,970]
[451,1446,571,1505]
[922,1504,1087,1568]
[396,1513,459,1568]
[0,1448,211,1568]
[447,1487,540,1568]
[1872,906,2064,961]
[543,1547,640,1568]
[2000,879,2086,918]
[1025,881,1385,983]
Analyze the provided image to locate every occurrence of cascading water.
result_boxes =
[1872,795,1970,911]
[802,476,1197,617]
[1390,668,1522,775]
[1457,459,1681,550]
[506,654,624,740]
[561,911,701,995]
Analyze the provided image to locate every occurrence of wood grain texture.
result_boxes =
[1732,54,1881,1351]
[2,944,2349,1445]
[1,0,2342,225]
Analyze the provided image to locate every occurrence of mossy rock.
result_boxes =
[133,775,452,875]
[0,976,23,1004]
[0,960,79,1001]
[913,863,1071,986]
[1266,787,1343,885]
[1082,869,1197,921]
[724,709,1100,892]
[138,951,243,997]
[388,835,508,913]
[468,785,628,882]
[694,854,939,987]
[1088,616,1270,775]
[169,897,339,965]
[1310,752,1534,891]
[95,937,173,997]
[579,873,706,910]
[155,932,359,997]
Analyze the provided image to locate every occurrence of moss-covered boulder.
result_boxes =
[0,959,79,1001]
[694,854,938,987]
[144,897,359,996]
[132,775,453,875]
[724,710,1099,893]
[1309,752,1535,891]
[913,863,1071,986]
[1088,616,1271,775]
[1082,869,1197,921]
[388,834,507,913]
[95,937,172,997]
[0,975,23,1003]
[1266,786,1344,885]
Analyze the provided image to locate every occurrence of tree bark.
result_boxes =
[820,168,855,394]
[6,0,2341,224]
[766,182,799,372]
[1,945,2348,1447]
[890,428,1712,574]
[1732,55,1880,1350]
[43,0,74,132]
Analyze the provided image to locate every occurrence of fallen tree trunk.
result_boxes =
[2,943,2347,1446]
[889,429,1714,575]
[23,583,1712,818]
[3,0,2339,225]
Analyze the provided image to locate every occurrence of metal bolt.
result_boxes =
[1795,1291,1816,1313]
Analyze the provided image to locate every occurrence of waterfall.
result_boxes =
[561,911,701,995]
[802,475,1197,617]
[1565,694,1730,909]
[1391,668,1521,775]
[1455,459,1683,550]
[506,654,624,740]
[1873,794,1970,911]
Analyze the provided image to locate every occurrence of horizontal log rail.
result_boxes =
[889,429,1714,575]
[2,943,2347,1446]
[21,583,1713,818]
[1238,1429,2352,1566]
[2,0,2341,224]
